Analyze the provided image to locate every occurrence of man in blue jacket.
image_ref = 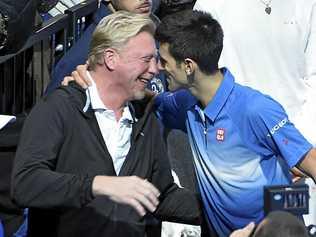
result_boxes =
[153,10,316,236]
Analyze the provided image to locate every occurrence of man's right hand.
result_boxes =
[62,64,91,89]
[229,222,255,237]
[92,175,160,217]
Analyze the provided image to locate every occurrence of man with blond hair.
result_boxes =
[46,0,165,94]
[12,11,201,237]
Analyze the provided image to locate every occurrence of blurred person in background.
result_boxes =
[229,211,310,237]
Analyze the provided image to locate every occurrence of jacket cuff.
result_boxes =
[81,175,95,206]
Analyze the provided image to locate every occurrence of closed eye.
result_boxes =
[159,57,167,68]
[141,55,156,63]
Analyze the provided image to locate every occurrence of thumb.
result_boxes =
[230,222,256,237]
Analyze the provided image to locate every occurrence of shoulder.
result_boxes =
[35,84,86,116]
[234,85,287,121]
[155,90,196,108]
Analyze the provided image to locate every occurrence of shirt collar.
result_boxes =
[86,71,107,111]
[202,68,235,122]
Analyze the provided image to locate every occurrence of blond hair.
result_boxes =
[88,10,156,70]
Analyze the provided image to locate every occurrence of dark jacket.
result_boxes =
[12,84,201,237]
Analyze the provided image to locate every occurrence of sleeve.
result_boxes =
[246,95,313,168]
[149,116,201,224]
[154,89,197,131]
[11,91,95,209]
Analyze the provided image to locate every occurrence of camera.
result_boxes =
[263,184,309,216]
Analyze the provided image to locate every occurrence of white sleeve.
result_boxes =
[305,3,316,87]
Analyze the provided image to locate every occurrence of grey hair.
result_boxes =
[88,10,156,70]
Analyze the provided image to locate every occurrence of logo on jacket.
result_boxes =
[270,118,288,135]
[216,128,225,141]
[149,77,164,94]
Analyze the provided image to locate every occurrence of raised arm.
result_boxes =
[246,95,315,183]
[62,64,92,88]
[154,89,196,131]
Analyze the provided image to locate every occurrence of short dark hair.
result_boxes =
[254,211,309,237]
[155,10,223,75]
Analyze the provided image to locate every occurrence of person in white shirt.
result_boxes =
[194,0,316,226]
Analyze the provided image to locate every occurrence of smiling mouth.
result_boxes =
[137,3,151,12]
[138,77,150,85]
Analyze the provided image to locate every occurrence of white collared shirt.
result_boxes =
[85,72,133,175]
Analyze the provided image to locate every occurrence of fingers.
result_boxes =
[133,177,160,213]
[61,63,89,87]
[244,222,255,233]
[229,222,255,237]
[292,176,303,183]
[142,179,160,198]
[110,195,147,217]
[72,70,88,89]
[95,176,161,217]
[125,197,147,217]
[61,76,74,86]
[76,64,91,87]
[134,190,157,213]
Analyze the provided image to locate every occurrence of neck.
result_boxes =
[194,70,223,108]
[89,70,128,116]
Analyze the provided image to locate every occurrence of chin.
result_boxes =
[188,87,198,96]
[133,90,146,101]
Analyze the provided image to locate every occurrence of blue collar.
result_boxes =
[201,68,235,122]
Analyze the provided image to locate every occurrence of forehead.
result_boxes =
[159,43,174,61]
[122,31,156,56]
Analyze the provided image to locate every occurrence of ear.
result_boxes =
[103,48,118,71]
[183,58,196,76]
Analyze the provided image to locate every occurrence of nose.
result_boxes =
[148,58,159,75]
